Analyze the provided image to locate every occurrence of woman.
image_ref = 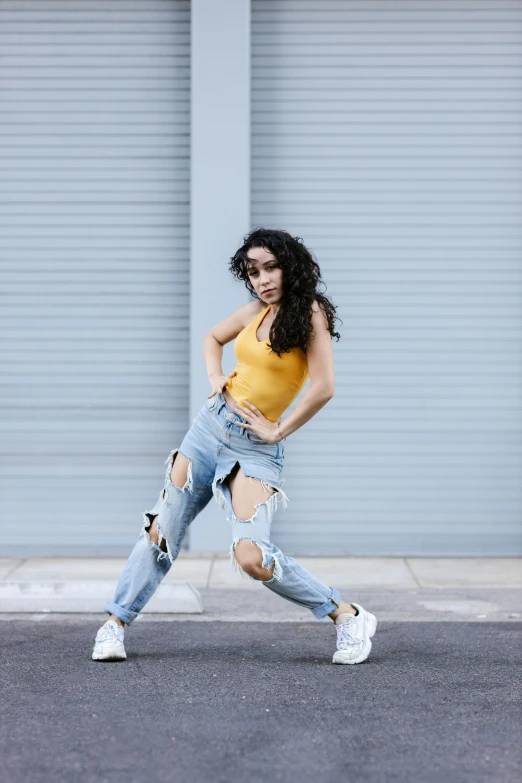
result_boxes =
[92,228,377,664]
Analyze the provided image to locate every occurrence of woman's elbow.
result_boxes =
[312,384,334,402]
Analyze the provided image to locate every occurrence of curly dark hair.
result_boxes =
[229,228,342,357]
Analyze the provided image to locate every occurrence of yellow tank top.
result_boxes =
[225,305,309,423]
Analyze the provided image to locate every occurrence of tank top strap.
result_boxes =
[249,305,271,340]
[252,304,271,325]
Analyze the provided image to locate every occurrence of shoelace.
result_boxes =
[336,617,362,650]
[96,623,123,644]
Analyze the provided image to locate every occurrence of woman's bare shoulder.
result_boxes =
[231,299,266,328]
[308,299,330,336]
[244,298,267,320]
[208,299,265,346]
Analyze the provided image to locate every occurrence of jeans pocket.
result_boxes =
[245,430,270,446]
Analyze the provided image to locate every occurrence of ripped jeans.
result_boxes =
[104,393,342,626]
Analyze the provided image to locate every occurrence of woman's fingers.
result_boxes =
[236,407,251,419]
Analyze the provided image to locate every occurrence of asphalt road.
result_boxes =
[1,620,520,783]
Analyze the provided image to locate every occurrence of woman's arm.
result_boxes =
[202,300,264,381]
[276,301,335,440]
[202,333,225,380]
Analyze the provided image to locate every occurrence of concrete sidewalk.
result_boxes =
[1,555,520,621]
[2,554,522,588]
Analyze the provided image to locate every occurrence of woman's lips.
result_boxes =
[263,288,276,295]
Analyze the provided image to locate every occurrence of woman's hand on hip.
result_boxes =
[234,400,280,444]
[207,371,236,397]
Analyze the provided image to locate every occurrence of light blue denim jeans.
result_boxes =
[105,392,342,626]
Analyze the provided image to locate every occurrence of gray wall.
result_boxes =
[1,0,192,554]
[1,0,520,557]
[250,0,522,554]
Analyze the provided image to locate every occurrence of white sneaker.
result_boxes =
[92,619,127,661]
[332,602,377,665]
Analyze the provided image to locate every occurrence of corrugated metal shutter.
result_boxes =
[1,1,191,555]
[251,0,522,555]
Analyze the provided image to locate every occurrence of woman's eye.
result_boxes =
[248,264,277,276]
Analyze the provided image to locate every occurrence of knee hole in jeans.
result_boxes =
[232,539,275,580]
[165,449,193,493]
[144,513,168,552]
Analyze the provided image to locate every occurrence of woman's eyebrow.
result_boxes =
[246,258,276,265]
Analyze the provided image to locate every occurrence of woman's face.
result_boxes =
[245,246,284,305]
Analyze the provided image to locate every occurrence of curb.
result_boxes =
[0,581,203,614]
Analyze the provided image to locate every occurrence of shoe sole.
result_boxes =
[92,642,127,662]
[92,652,127,661]
[332,612,377,665]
